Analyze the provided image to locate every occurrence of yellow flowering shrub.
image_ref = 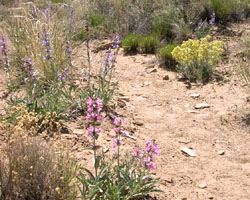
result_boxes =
[172,35,224,82]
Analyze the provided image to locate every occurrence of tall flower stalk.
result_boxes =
[86,97,103,178]
[0,35,10,86]
[112,117,128,180]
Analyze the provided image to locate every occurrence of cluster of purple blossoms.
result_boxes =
[132,140,160,170]
[41,31,53,60]
[23,58,39,81]
[102,51,117,72]
[112,117,128,155]
[65,40,72,60]
[0,36,9,66]
[198,12,216,30]
[209,12,216,25]
[57,69,68,82]
[45,1,51,19]
[86,98,103,137]
[111,35,121,50]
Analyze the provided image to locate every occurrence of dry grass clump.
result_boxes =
[1,103,62,139]
[0,136,79,200]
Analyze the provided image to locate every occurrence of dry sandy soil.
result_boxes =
[0,20,250,200]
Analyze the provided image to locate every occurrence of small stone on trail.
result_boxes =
[118,96,130,102]
[146,68,157,73]
[127,134,136,140]
[198,183,207,189]
[118,100,126,108]
[190,94,200,98]
[143,81,152,86]
[103,148,109,153]
[185,104,190,108]
[217,150,225,155]
[181,147,197,157]
[185,110,200,114]
[73,129,84,135]
[133,121,144,126]
[195,103,210,109]
[178,139,191,144]
[163,75,169,80]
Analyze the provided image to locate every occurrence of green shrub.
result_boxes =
[122,33,142,53]
[88,13,104,27]
[157,43,177,70]
[210,0,235,22]
[152,13,171,37]
[138,34,160,54]
[0,136,79,200]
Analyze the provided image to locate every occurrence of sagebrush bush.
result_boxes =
[0,136,79,200]
[122,33,142,53]
[172,35,224,82]
[157,43,177,70]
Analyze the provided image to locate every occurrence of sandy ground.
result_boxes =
[0,20,250,200]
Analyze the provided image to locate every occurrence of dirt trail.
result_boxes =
[0,21,249,200]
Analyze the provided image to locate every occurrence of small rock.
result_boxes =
[178,139,191,144]
[73,130,84,135]
[195,103,210,109]
[190,94,200,98]
[133,121,144,126]
[198,183,207,189]
[185,104,190,108]
[163,75,169,80]
[118,96,130,102]
[143,81,152,86]
[185,110,200,114]
[103,148,109,153]
[198,114,209,118]
[145,65,155,70]
[181,147,197,157]
[127,134,136,140]
[146,68,157,73]
[117,100,126,108]
[217,150,225,155]
[166,114,178,119]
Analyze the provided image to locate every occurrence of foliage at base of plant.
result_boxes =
[138,35,160,54]
[157,43,177,70]
[172,35,224,82]
[0,136,80,200]
[122,34,142,53]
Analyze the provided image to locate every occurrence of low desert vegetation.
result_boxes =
[0,0,249,199]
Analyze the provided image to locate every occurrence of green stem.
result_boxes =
[117,135,120,181]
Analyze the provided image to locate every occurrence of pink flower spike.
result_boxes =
[123,120,128,124]
[121,130,128,137]
[114,128,120,134]
[113,117,121,126]
[95,128,101,134]
[97,114,103,122]
[112,149,117,155]
[87,126,94,136]
[112,137,117,148]
[86,98,93,106]
[153,144,161,155]
[146,162,156,170]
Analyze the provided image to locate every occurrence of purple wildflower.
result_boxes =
[0,36,9,66]
[41,31,53,60]
[113,117,121,126]
[209,12,216,25]
[112,35,121,49]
